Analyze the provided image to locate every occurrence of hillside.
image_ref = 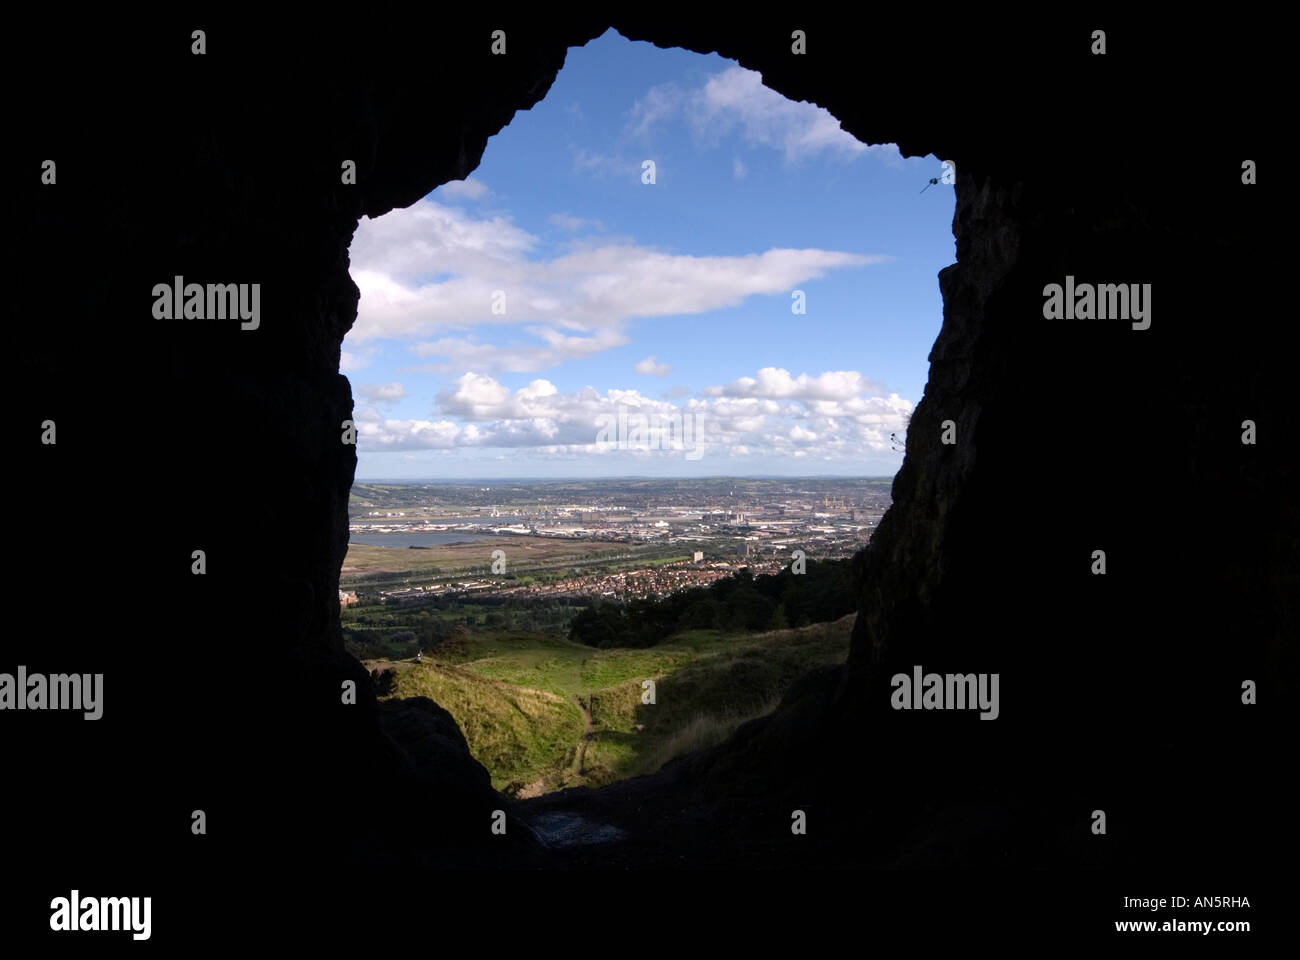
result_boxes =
[366,613,854,797]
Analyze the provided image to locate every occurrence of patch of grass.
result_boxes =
[437,631,596,698]
[375,658,584,795]
[585,618,852,782]
[631,695,783,776]
[371,615,854,796]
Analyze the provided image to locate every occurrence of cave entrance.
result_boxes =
[339,27,953,798]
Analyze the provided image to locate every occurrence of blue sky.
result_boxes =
[344,28,955,479]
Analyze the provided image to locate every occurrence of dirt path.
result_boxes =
[516,694,594,798]
[572,695,594,776]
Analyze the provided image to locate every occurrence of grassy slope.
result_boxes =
[369,614,853,797]
[372,658,586,794]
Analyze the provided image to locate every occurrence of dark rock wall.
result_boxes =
[10,11,1292,919]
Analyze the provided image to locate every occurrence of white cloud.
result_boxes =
[628,82,684,140]
[356,381,408,404]
[408,327,629,375]
[346,199,885,375]
[550,212,605,232]
[556,245,883,322]
[357,416,463,450]
[635,355,672,377]
[688,67,875,164]
[349,199,535,283]
[437,371,512,416]
[733,156,747,179]
[627,65,906,167]
[705,367,886,401]
[571,146,634,178]
[436,178,490,201]
[340,343,382,373]
[356,370,912,462]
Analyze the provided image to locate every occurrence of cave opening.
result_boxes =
[11,12,1286,932]
[338,27,955,803]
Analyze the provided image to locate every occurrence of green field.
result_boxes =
[365,613,853,797]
